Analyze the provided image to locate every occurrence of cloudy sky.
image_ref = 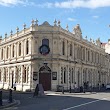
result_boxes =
[0,0,110,42]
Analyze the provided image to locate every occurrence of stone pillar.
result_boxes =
[85,48,87,62]
[14,66,16,83]
[2,68,4,88]
[10,44,12,59]
[72,43,75,60]
[9,45,11,59]
[14,44,16,58]
[21,41,23,56]
[7,67,10,88]
[81,67,83,86]
[28,65,31,90]
[16,43,18,58]
[59,39,62,55]
[21,65,24,91]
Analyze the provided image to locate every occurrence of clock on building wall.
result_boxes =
[39,45,50,55]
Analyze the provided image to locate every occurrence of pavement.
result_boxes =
[0,89,109,110]
[0,99,20,109]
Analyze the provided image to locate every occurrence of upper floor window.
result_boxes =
[42,39,49,46]
[19,43,21,56]
[12,45,14,57]
[70,44,72,56]
[62,41,65,55]
[88,51,90,61]
[7,47,9,59]
[83,48,85,60]
[26,40,29,54]
[1,48,3,60]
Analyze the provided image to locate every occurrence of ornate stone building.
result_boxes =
[0,19,109,91]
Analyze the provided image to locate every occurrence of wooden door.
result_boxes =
[39,72,51,91]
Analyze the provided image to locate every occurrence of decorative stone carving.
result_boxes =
[54,19,57,26]
[66,24,68,31]
[35,19,38,25]
[10,30,13,36]
[23,23,26,30]
[16,27,19,33]
[58,20,60,27]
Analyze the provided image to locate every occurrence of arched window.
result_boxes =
[12,45,14,57]
[26,40,29,55]
[23,67,26,83]
[62,41,65,55]
[19,43,21,56]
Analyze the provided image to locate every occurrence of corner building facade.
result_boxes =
[0,20,110,91]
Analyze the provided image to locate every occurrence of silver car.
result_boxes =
[106,83,110,89]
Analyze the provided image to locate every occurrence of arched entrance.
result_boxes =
[39,66,51,91]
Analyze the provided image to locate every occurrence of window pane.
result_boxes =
[42,39,49,46]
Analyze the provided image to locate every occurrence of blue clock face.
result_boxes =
[39,45,50,55]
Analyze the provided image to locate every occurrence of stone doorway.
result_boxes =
[39,66,51,91]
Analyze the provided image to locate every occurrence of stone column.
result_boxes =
[72,43,75,60]
[7,67,10,88]
[81,67,83,86]
[16,43,18,58]
[21,65,24,91]
[2,68,4,88]
[85,48,87,62]
[59,39,62,55]
[21,41,24,56]
[14,44,16,58]
[14,66,16,83]
[28,65,31,90]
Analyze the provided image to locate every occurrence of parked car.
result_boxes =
[106,83,110,89]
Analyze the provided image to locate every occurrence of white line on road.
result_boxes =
[63,98,106,110]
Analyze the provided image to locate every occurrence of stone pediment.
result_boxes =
[40,21,51,26]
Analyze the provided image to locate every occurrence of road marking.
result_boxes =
[63,99,103,110]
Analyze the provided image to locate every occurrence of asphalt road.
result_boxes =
[2,91,110,110]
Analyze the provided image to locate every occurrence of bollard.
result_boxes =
[9,89,12,103]
[0,91,2,106]
[62,86,64,94]
[69,86,71,93]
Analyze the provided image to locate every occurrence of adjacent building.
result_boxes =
[0,20,110,91]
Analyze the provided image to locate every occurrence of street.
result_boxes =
[2,91,110,110]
